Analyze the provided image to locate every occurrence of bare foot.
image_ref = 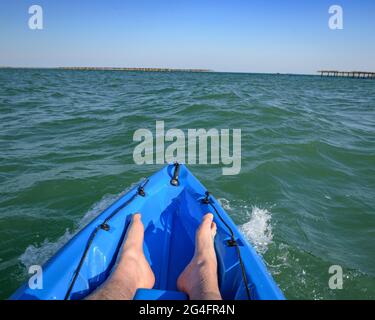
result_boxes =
[177,213,222,300]
[87,213,155,300]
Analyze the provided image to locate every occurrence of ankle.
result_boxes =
[194,255,217,270]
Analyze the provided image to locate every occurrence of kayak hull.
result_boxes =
[11,164,284,300]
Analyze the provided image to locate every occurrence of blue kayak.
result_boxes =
[11,164,284,300]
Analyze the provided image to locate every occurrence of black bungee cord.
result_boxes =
[64,178,149,300]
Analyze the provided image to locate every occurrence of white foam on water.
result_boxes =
[217,198,232,211]
[20,230,73,269]
[239,206,273,255]
[218,198,273,255]
[19,181,142,269]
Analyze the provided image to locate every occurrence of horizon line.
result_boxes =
[0,66,321,76]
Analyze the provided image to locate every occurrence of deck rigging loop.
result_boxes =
[201,191,252,300]
[170,162,180,186]
[64,178,149,300]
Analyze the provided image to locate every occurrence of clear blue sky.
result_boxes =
[0,0,374,74]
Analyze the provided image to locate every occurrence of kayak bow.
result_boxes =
[11,164,284,300]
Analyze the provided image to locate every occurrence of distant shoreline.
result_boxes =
[0,67,315,75]
[0,66,212,73]
[60,67,212,73]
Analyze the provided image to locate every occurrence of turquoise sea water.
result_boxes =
[0,69,374,299]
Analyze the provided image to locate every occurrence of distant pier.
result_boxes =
[319,70,375,79]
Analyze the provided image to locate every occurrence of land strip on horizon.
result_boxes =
[0,66,212,72]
